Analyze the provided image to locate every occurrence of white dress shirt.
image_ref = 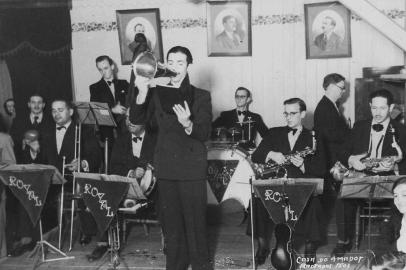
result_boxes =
[30,113,43,124]
[56,120,72,154]
[369,118,390,158]
[105,79,115,99]
[131,131,145,158]
[397,216,406,253]
[288,126,302,151]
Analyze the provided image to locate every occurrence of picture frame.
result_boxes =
[207,1,252,57]
[116,8,164,65]
[304,1,352,59]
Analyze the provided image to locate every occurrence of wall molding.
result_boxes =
[71,9,405,32]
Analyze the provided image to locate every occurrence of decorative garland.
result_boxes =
[71,9,406,32]
[0,41,71,57]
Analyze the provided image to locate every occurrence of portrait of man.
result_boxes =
[314,16,343,52]
[207,2,252,57]
[305,2,351,59]
[216,15,242,50]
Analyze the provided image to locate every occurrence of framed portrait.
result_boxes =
[116,8,164,65]
[304,1,352,59]
[207,1,252,57]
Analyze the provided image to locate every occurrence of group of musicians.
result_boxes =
[0,44,405,270]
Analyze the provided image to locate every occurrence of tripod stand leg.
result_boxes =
[249,176,256,270]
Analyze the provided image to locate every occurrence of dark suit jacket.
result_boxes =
[373,208,402,258]
[109,129,156,176]
[314,95,350,171]
[251,126,324,178]
[89,78,129,140]
[10,113,53,159]
[42,123,102,175]
[339,119,406,175]
[314,32,342,52]
[130,78,212,181]
[212,109,268,144]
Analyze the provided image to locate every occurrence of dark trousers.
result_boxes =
[250,196,322,244]
[158,179,212,270]
[335,198,358,242]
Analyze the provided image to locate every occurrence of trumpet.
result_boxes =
[254,147,315,179]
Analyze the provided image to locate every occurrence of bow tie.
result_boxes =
[372,124,384,132]
[237,110,247,116]
[132,136,142,143]
[56,126,66,131]
[287,127,298,135]
[106,80,115,86]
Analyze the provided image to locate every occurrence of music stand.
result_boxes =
[68,102,116,250]
[75,172,136,270]
[0,164,74,267]
[252,178,322,269]
[340,175,399,250]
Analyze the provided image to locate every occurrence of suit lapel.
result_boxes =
[382,121,395,156]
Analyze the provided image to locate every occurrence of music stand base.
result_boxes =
[29,240,74,269]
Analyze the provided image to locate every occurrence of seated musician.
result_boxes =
[334,89,406,257]
[249,98,324,266]
[85,112,156,262]
[212,86,268,149]
[7,130,45,256]
[371,177,406,263]
[41,100,102,247]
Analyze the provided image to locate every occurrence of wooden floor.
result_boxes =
[0,208,378,270]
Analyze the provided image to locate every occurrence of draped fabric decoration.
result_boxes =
[0,60,13,120]
[0,7,72,116]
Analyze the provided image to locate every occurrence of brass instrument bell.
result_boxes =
[132,51,157,79]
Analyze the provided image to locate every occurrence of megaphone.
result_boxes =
[132,51,177,79]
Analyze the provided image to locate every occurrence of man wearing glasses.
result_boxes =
[212,86,268,149]
[314,73,350,256]
[249,98,324,266]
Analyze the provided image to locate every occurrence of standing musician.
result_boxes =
[90,55,129,145]
[334,89,406,257]
[41,100,102,246]
[249,98,324,266]
[313,73,350,256]
[130,46,213,270]
[212,87,268,149]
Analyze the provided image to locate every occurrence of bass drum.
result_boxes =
[206,145,256,223]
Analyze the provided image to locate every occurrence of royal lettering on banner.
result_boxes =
[83,183,114,217]
[8,176,42,207]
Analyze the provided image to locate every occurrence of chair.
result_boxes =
[355,199,391,250]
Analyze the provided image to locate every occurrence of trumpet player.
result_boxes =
[249,98,324,266]
[332,89,406,257]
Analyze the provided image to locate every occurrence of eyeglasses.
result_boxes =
[283,112,300,118]
[335,84,346,91]
[235,95,247,99]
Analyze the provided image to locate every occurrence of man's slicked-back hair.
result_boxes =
[235,86,251,98]
[52,99,73,110]
[322,73,345,90]
[284,97,307,112]
[167,46,193,65]
[369,89,394,105]
[95,55,113,65]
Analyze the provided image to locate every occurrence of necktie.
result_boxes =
[287,127,298,135]
[57,126,66,131]
[132,136,142,143]
[372,124,384,132]
[33,116,39,126]
[237,110,246,116]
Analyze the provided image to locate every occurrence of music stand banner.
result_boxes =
[0,169,53,226]
[207,160,239,203]
[76,177,129,234]
[254,183,316,226]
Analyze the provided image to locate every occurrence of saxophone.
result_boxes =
[330,124,403,181]
[254,147,315,179]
